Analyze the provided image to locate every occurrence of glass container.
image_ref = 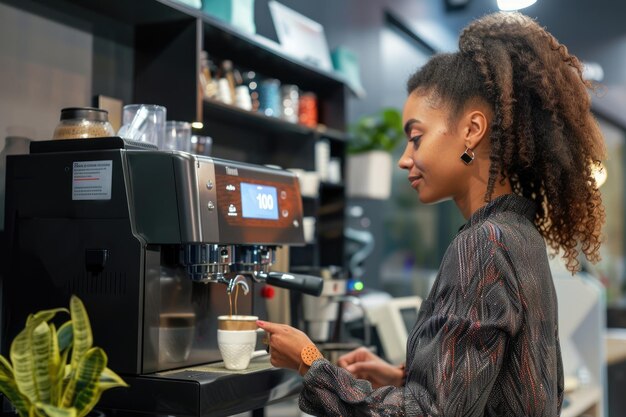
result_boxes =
[52,107,115,140]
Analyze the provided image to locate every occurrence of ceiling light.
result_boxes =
[497,0,537,11]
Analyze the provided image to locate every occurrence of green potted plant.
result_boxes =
[0,295,127,417]
[347,107,404,199]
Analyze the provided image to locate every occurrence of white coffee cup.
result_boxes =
[217,315,266,370]
[303,216,316,243]
[151,312,196,363]
[287,169,319,198]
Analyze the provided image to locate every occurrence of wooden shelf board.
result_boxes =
[202,99,348,141]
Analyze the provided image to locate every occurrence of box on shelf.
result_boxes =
[172,0,202,9]
[202,0,256,34]
[332,47,366,98]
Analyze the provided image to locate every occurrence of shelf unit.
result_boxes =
[202,98,349,142]
[2,0,349,270]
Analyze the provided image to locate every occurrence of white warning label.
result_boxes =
[72,160,113,201]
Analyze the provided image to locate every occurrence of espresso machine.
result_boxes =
[1,137,323,416]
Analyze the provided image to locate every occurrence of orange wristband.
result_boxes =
[298,344,323,375]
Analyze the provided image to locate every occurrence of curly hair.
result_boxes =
[406,12,606,272]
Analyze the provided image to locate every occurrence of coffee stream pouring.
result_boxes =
[227,274,250,295]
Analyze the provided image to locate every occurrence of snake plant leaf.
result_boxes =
[98,367,128,391]
[0,374,31,417]
[33,402,76,417]
[9,308,68,403]
[11,327,37,404]
[0,354,14,379]
[48,324,63,407]
[1,297,125,417]
[14,305,69,405]
[60,347,103,410]
[56,351,71,407]
[67,347,106,417]
[68,297,92,375]
[26,309,68,329]
[57,322,73,354]
[49,324,59,371]
[59,372,76,408]
[31,322,52,404]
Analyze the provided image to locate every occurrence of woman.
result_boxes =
[257,11,605,416]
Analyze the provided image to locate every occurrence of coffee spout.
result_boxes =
[226,275,249,295]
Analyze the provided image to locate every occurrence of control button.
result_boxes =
[207,201,215,211]
[293,220,300,228]
[228,204,238,217]
[282,209,289,218]
[226,184,236,191]
[280,190,287,200]
[260,285,275,299]
[206,180,213,190]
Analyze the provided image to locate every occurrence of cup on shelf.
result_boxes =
[259,78,281,118]
[298,92,318,127]
[288,169,319,198]
[328,157,342,184]
[280,84,299,123]
[234,85,253,111]
[163,121,192,152]
[315,140,330,181]
[217,78,233,105]
[120,104,166,147]
[302,217,316,243]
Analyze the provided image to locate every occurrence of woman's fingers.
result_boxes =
[345,361,375,377]
[338,347,380,368]
[257,320,313,370]
[257,320,281,334]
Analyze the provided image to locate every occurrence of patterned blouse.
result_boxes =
[300,193,564,416]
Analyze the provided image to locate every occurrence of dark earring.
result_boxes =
[460,147,475,165]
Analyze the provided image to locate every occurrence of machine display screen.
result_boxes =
[240,182,279,220]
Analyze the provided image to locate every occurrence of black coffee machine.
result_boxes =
[2,138,322,416]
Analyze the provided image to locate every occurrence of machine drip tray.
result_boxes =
[159,353,272,376]
[99,356,301,417]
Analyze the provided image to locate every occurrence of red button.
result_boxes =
[260,285,275,299]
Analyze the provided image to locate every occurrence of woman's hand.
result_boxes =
[337,347,405,388]
[256,320,313,372]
